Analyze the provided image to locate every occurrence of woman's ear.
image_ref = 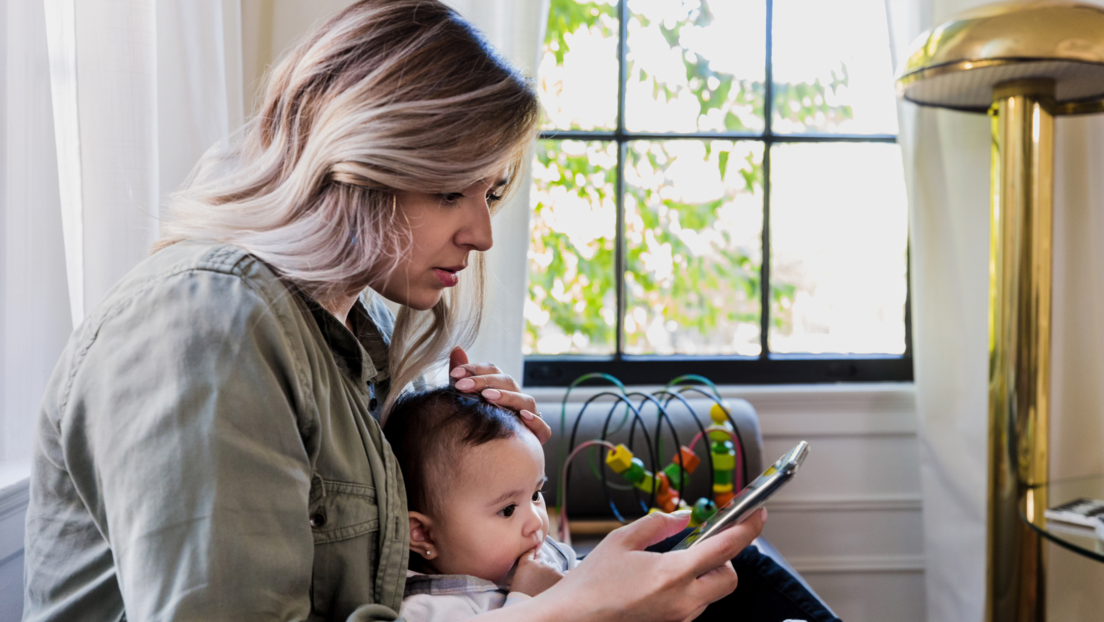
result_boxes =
[408,511,438,559]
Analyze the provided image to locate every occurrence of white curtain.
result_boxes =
[447,0,550,383]
[44,0,240,325]
[885,0,1104,619]
[1,0,71,463]
[0,0,240,463]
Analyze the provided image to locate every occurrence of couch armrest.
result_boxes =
[540,396,764,519]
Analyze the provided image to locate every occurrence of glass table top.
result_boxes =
[1020,474,1104,563]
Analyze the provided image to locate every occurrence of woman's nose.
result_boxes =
[457,198,493,252]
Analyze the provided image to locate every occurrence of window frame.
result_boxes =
[523,0,913,387]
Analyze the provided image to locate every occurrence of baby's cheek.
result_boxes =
[495,550,527,585]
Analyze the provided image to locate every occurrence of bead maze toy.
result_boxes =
[555,374,748,544]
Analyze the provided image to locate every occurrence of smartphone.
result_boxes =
[670,440,810,551]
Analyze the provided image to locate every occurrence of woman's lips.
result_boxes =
[433,268,459,287]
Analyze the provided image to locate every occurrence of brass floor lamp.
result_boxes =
[896,2,1104,620]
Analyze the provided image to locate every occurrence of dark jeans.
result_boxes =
[646,531,842,622]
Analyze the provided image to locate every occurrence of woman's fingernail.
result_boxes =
[455,378,475,390]
[519,409,535,420]
[672,509,692,517]
[450,367,467,379]
[482,388,502,400]
[760,507,768,521]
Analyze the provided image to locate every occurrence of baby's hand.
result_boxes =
[509,546,564,597]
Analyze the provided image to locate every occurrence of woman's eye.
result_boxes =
[486,192,503,204]
[439,192,464,203]
[500,504,516,518]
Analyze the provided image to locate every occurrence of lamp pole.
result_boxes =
[986,78,1053,622]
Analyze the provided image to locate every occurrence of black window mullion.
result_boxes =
[614,141,627,356]
[613,0,629,358]
[760,0,774,359]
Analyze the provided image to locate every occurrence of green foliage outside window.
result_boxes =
[527,0,853,356]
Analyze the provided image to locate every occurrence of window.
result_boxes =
[523,0,911,386]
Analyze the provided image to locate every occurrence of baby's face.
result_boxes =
[426,429,549,584]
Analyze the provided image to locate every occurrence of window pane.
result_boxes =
[624,140,763,355]
[769,143,908,354]
[526,140,618,355]
[771,0,898,135]
[539,0,619,131]
[625,0,765,134]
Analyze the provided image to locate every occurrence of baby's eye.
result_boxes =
[499,504,516,518]
[532,490,543,503]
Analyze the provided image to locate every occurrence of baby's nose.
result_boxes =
[521,507,543,536]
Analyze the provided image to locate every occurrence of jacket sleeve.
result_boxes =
[62,269,319,621]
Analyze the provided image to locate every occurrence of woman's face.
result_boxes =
[378,176,505,310]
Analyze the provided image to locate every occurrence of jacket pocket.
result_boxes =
[308,480,379,545]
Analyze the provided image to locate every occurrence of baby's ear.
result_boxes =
[408,511,437,558]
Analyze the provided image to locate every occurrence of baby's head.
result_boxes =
[384,387,549,584]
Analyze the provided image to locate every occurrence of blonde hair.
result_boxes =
[156,0,540,414]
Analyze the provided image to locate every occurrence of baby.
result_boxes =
[383,387,577,621]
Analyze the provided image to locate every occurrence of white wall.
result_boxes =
[1045,114,1104,620]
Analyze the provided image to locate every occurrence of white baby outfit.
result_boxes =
[399,538,577,622]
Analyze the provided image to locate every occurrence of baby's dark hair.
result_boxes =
[383,386,524,514]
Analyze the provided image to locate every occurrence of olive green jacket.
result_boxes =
[23,240,412,621]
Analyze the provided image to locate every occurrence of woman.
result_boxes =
[21,2,822,621]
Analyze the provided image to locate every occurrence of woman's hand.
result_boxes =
[510,546,565,597]
[448,347,551,443]
[542,508,767,622]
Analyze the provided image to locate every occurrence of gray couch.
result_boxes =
[540,393,834,614]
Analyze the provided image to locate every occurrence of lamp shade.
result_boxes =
[896,1,1104,113]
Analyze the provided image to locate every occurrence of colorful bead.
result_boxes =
[633,471,656,493]
[605,444,634,473]
[663,462,688,490]
[655,472,670,495]
[689,497,718,527]
[623,457,647,484]
[714,489,736,507]
[711,450,736,472]
[673,446,700,474]
[655,474,680,513]
[709,402,731,425]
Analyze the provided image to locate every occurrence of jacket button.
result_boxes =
[310,511,327,528]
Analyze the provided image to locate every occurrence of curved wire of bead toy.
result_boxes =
[556,374,749,544]
[566,391,656,521]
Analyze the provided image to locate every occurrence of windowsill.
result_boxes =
[525,381,916,403]
[0,460,31,513]
[0,460,31,562]
[0,461,30,496]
